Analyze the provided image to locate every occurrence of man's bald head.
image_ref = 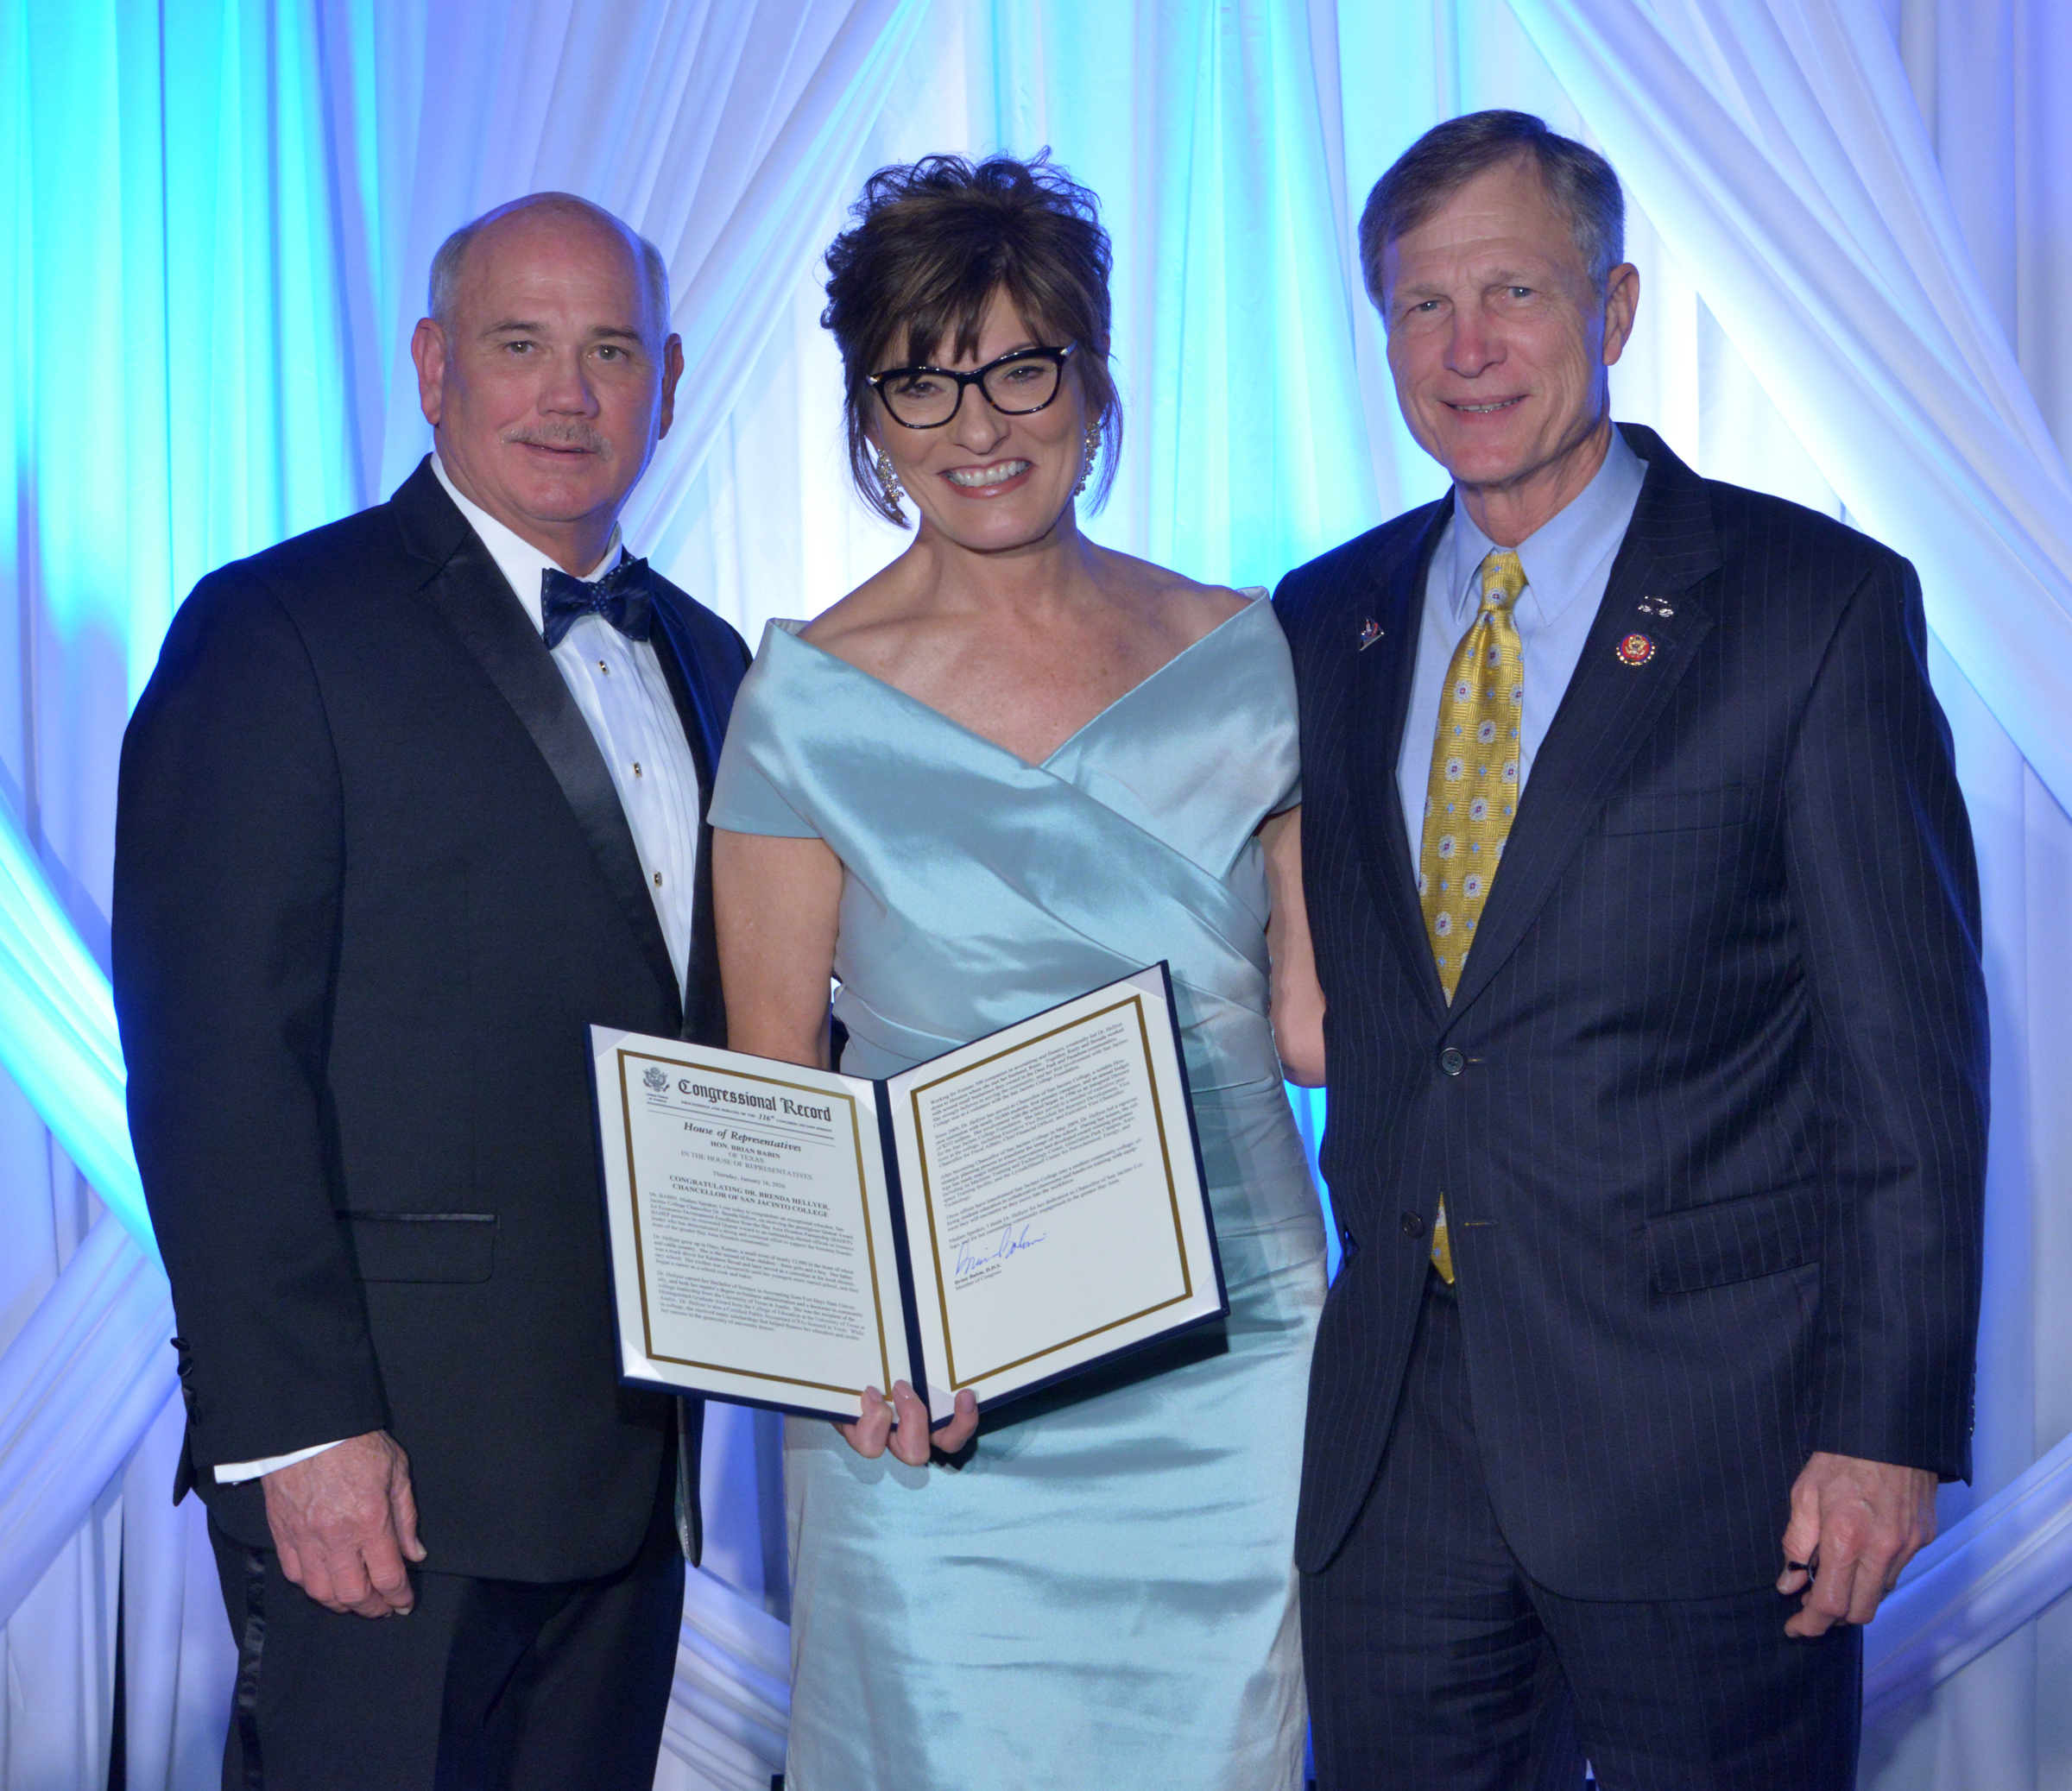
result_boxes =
[411,192,684,571]
[428,193,671,344]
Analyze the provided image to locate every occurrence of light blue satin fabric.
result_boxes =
[709,596,1326,1791]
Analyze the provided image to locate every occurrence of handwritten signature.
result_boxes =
[955,1224,1046,1278]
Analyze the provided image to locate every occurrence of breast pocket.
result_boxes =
[1601,785,1753,836]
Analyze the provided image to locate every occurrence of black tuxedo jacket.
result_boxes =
[1276,426,1988,1599]
[113,459,750,1583]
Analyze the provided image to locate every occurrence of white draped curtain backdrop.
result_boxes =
[0,2,2065,1787]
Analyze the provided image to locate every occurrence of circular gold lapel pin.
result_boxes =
[1616,633,1656,666]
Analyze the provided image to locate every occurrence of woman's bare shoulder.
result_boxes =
[1092,547,1254,645]
[798,565,921,669]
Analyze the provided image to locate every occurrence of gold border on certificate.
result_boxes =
[616,1048,894,1398]
[906,994,1195,1389]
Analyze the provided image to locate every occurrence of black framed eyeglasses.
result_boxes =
[866,344,1077,429]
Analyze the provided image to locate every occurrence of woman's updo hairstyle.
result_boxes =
[822,152,1121,525]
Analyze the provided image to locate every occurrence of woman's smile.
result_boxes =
[942,457,1034,493]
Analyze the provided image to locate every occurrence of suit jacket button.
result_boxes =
[1400,1212,1425,1239]
[1439,1047,1465,1075]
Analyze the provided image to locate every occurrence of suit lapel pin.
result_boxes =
[1637,596,1675,619]
[1616,632,1656,666]
[1358,618,1383,650]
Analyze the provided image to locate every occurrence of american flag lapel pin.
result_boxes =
[1358,617,1382,650]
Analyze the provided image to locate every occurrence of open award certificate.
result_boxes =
[588,964,1227,1425]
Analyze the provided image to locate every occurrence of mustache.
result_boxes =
[502,425,610,456]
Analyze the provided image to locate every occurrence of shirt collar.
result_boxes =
[1443,426,1647,627]
[431,453,622,639]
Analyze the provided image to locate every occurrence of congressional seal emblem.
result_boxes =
[642,1065,671,1094]
[1616,633,1656,666]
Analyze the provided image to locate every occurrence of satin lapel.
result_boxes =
[395,467,683,1027]
[647,595,727,1046]
[1349,502,1453,1025]
[647,596,728,785]
[1446,438,1722,1018]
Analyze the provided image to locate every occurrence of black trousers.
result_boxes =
[209,1462,683,1791]
[1302,1277,1861,1791]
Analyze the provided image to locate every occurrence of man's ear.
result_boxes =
[657,333,685,438]
[412,318,448,427]
[1601,262,1641,368]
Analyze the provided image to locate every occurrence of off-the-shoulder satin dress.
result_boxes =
[708,593,1325,1790]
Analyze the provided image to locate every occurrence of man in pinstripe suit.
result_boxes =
[1277,111,1987,1788]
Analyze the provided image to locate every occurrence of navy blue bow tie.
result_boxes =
[540,556,654,651]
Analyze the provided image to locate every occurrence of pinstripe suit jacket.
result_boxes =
[1276,425,1988,1599]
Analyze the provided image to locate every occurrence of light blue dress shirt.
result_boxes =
[1397,429,1648,862]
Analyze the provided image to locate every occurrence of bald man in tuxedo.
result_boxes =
[115,194,749,1788]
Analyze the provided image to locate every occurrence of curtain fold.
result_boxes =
[619,0,933,546]
[1863,1422,2072,1718]
[0,1215,172,1629]
[1507,0,2072,811]
[374,0,932,515]
[0,804,150,1258]
[655,1567,792,1791]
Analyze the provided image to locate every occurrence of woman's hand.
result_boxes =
[837,1382,980,1465]
[1262,808,1326,1085]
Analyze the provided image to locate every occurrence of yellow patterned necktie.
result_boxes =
[1418,547,1526,1282]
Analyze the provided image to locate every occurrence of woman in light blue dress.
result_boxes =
[709,155,1327,1791]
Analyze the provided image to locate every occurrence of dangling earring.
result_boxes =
[1074,422,1102,496]
[875,450,909,526]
